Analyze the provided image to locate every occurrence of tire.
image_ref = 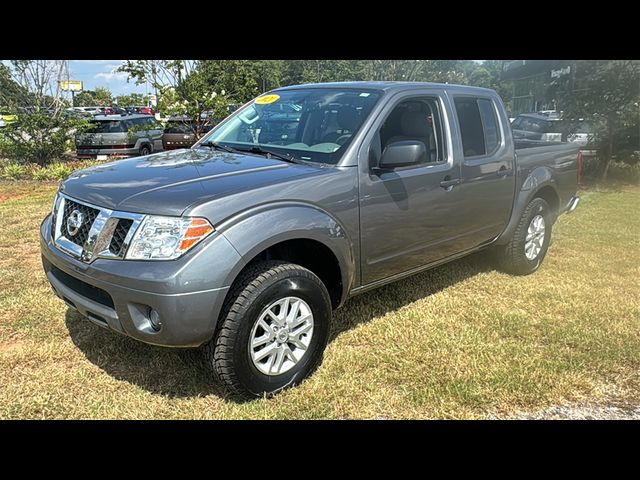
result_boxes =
[495,197,552,276]
[203,261,332,399]
[139,145,151,156]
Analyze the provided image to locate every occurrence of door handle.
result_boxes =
[497,166,509,177]
[440,176,461,190]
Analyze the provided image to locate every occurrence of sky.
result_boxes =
[68,60,148,96]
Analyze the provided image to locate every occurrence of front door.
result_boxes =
[358,93,466,285]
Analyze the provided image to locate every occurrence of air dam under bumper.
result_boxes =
[40,214,237,347]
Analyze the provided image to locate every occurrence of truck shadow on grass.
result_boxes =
[64,252,493,401]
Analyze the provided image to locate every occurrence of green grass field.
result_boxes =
[0,181,638,419]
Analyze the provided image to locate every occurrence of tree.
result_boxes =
[0,60,89,165]
[115,93,147,107]
[93,86,112,106]
[74,87,113,107]
[279,60,474,86]
[0,63,26,107]
[73,90,97,107]
[118,60,231,139]
[197,60,283,102]
[558,60,640,179]
[467,60,513,114]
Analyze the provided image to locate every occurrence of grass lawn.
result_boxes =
[0,181,638,419]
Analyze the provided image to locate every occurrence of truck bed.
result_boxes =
[514,140,580,215]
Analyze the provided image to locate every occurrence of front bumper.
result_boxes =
[40,214,239,347]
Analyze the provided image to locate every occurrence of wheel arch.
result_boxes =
[495,166,560,245]
[217,204,356,310]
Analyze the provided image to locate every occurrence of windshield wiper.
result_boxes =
[236,145,302,164]
[199,141,238,154]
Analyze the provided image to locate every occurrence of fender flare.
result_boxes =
[215,202,356,306]
[495,166,560,245]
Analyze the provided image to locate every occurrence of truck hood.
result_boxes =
[60,148,323,216]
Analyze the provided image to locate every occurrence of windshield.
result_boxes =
[195,88,382,164]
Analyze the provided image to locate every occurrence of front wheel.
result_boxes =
[202,261,332,399]
[495,197,552,275]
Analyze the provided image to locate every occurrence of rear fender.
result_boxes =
[495,166,558,245]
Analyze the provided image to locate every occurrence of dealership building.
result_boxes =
[501,60,581,115]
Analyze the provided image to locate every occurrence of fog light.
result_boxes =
[148,308,162,331]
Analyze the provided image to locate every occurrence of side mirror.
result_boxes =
[377,140,426,171]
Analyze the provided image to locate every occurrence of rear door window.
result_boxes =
[454,98,485,157]
[477,99,500,153]
[454,97,502,157]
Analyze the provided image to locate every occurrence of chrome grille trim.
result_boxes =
[52,193,145,263]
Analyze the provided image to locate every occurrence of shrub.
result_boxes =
[0,111,90,166]
[31,167,50,181]
[0,159,107,181]
[607,162,640,184]
[1,163,27,180]
[44,162,74,181]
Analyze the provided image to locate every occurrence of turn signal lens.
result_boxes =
[178,218,214,251]
[125,216,214,260]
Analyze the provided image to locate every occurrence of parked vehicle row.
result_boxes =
[75,114,217,158]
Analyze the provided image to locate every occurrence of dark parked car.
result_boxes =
[42,82,581,398]
[511,113,566,142]
[162,118,213,150]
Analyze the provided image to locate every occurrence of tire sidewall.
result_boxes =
[140,145,151,156]
[230,271,331,396]
[518,198,552,273]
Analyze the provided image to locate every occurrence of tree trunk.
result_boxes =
[601,117,615,181]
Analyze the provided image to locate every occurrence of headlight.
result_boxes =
[125,216,214,260]
[51,192,61,214]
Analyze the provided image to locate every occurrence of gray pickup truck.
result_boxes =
[40,82,581,398]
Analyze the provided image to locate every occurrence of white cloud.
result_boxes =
[94,71,129,82]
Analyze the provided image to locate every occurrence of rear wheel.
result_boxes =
[139,145,151,156]
[495,197,552,275]
[202,261,332,399]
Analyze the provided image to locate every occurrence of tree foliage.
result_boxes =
[118,60,233,138]
[73,86,113,107]
[0,61,89,165]
[558,60,640,178]
[115,93,147,107]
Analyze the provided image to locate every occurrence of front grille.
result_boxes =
[62,199,99,247]
[49,263,115,309]
[109,218,133,256]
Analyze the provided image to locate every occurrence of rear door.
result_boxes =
[451,94,515,246]
[358,89,468,285]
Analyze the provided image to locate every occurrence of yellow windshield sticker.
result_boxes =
[255,94,280,105]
